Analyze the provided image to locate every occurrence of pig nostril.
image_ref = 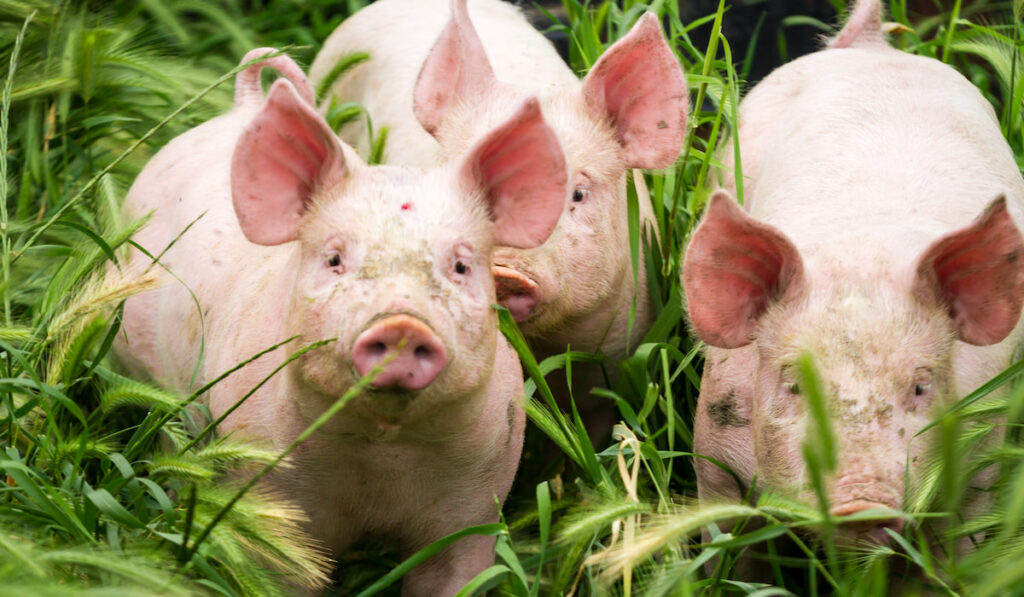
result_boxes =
[352,315,447,391]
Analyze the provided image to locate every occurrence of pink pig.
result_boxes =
[310,0,688,364]
[117,49,567,595]
[683,0,1024,548]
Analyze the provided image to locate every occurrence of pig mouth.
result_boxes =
[828,475,904,546]
[493,265,541,323]
[830,499,906,546]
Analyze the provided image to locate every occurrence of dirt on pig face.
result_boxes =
[751,264,957,512]
[285,167,499,426]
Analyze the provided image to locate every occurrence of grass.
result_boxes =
[1,0,1023,595]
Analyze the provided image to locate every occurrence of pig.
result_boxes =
[116,48,568,595]
[682,0,1024,552]
[309,0,688,367]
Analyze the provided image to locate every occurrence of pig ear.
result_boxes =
[683,191,805,348]
[413,0,496,137]
[234,47,315,110]
[582,12,687,169]
[231,79,348,246]
[913,196,1024,346]
[459,98,567,249]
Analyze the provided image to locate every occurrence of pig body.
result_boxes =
[684,0,1024,546]
[118,49,568,595]
[310,0,688,364]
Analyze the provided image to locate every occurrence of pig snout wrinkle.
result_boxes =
[352,314,447,391]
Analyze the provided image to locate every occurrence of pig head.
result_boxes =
[683,0,1024,547]
[687,193,1024,542]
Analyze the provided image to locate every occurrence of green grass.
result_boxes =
[1,0,1023,595]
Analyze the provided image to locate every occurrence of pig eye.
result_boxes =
[324,251,343,272]
[572,188,586,203]
[788,382,801,395]
[911,369,934,399]
[449,244,474,282]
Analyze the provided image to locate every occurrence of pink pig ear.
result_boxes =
[913,196,1024,346]
[683,191,805,348]
[231,78,348,246]
[413,0,496,137]
[234,47,315,110]
[582,12,687,169]
[459,97,567,249]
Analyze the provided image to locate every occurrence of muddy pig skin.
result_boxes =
[116,49,568,596]
[683,0,1024,549]
[310,0,688,364]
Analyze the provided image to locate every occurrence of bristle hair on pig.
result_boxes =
[683,0,1024,557]
[116,48,568,595]
[310,0,689,367]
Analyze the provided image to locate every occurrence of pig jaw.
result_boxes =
[751,272,956,542]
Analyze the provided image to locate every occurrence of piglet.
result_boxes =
[310,0,688,365]
[683,0,1024,551]
[117,48,567,595]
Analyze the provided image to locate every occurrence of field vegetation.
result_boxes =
[1,0,1022,594]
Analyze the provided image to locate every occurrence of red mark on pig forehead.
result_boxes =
[401,202,413,211]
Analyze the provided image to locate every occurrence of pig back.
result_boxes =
[310,0,576,166]
[727,45,1024,261]
[119,107,290,391]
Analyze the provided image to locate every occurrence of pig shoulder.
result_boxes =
[124,110,251,237]
[119,110,263,387]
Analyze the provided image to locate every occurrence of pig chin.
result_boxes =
[297,353,439,422]
[349,389,423,422]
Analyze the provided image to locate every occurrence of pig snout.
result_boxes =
[493,265,541,323]
[829,473,904,544]
[351,314,447,391]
